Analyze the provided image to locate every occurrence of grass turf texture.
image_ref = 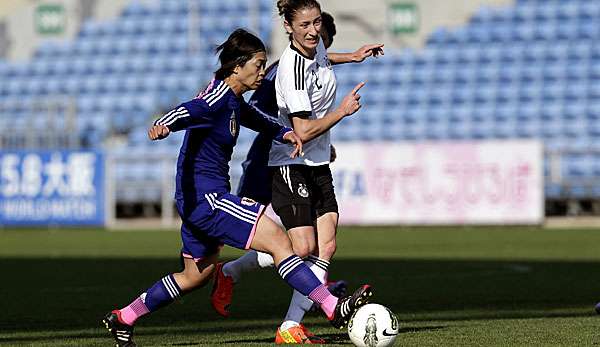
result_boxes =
[1,226,600,346]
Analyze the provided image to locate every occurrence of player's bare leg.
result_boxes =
[315,212,338,263]
[276,212,340,342]
[315,212,347,294]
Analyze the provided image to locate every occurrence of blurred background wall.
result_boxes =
[1,0,598,227]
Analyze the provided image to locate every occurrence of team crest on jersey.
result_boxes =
[229,111,237,137]
[241,197,257,206]
[297,183,309,198]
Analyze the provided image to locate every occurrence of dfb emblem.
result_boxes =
[297,183,309,198]
[229,111,238,137]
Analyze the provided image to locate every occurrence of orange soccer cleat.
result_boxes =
[275,324,325,344]
[210,262,235,317]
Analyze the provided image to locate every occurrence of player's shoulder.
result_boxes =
[278,46,298,69]
[277,46,307,89]
[265,61,279,82]
[194,79,232,110]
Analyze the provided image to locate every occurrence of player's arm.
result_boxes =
[149,99,214,140]
[327,44,384,65]
[240,102,303,158]
[290,82,365,142]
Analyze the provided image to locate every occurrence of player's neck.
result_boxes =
[224,77,245,97]
[291,40,316,60]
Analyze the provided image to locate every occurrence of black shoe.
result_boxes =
[102,311,136,347]
[329,284,373,329]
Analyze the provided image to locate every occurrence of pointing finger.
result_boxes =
[351,82,365,95]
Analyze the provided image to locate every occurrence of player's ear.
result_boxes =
[283,20,293,35]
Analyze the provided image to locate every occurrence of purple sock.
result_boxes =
[118,274,182,326]
[277,255,324,296]
[143,274,182,311]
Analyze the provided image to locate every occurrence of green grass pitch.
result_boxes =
[1,226,600,346]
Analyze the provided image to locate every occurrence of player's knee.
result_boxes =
[292,241,315,258]
[265,230,295,256]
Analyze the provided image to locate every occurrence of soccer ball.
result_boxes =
[348,304,399,347]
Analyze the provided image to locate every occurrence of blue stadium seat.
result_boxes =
[121,1,153,18]
[159,0,188,17]
[4,0,600,200]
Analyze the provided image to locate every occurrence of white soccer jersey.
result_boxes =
[269,39,337,166]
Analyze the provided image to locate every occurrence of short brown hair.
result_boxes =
[276,0,321,23]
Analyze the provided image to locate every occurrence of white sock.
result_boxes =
[307,255,329,283]
[256,251,275,268]
[282,257,330,326]
[222,250,264,283]
[280,320,301,331]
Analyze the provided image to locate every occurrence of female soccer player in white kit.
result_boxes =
[268,2,367,342]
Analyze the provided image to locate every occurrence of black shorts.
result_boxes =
[271,164,338,229]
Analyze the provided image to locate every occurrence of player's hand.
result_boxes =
[283,131,303,158]
[352,44,384,63]
[148,124,170,140]
[330,144,337,162]
[338,82,365,117]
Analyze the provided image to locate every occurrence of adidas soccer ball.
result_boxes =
[348,304,399,347]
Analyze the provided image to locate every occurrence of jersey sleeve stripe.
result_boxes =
[293,54,306,90]
[294,55,300,90]
[155,106,185,125]
[164,113,190,126]
[202,80,225,101]
[204,194,216,210]
[158,107,186,125]
[203,83,227,105]
[203,82,225,103]
[162,109,190,126]
[205,83,229,106]
[301,58,305,90]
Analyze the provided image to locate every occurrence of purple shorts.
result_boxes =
[176,192,265,261]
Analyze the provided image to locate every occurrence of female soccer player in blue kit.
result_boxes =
[101,29,372,347]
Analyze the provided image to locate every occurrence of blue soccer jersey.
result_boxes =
[153,78,292,258]
[237,62,279,204]
[153,79,291,203]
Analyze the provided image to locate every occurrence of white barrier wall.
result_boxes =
[331,140,544,225]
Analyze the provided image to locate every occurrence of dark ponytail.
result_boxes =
[215,29,266,80]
